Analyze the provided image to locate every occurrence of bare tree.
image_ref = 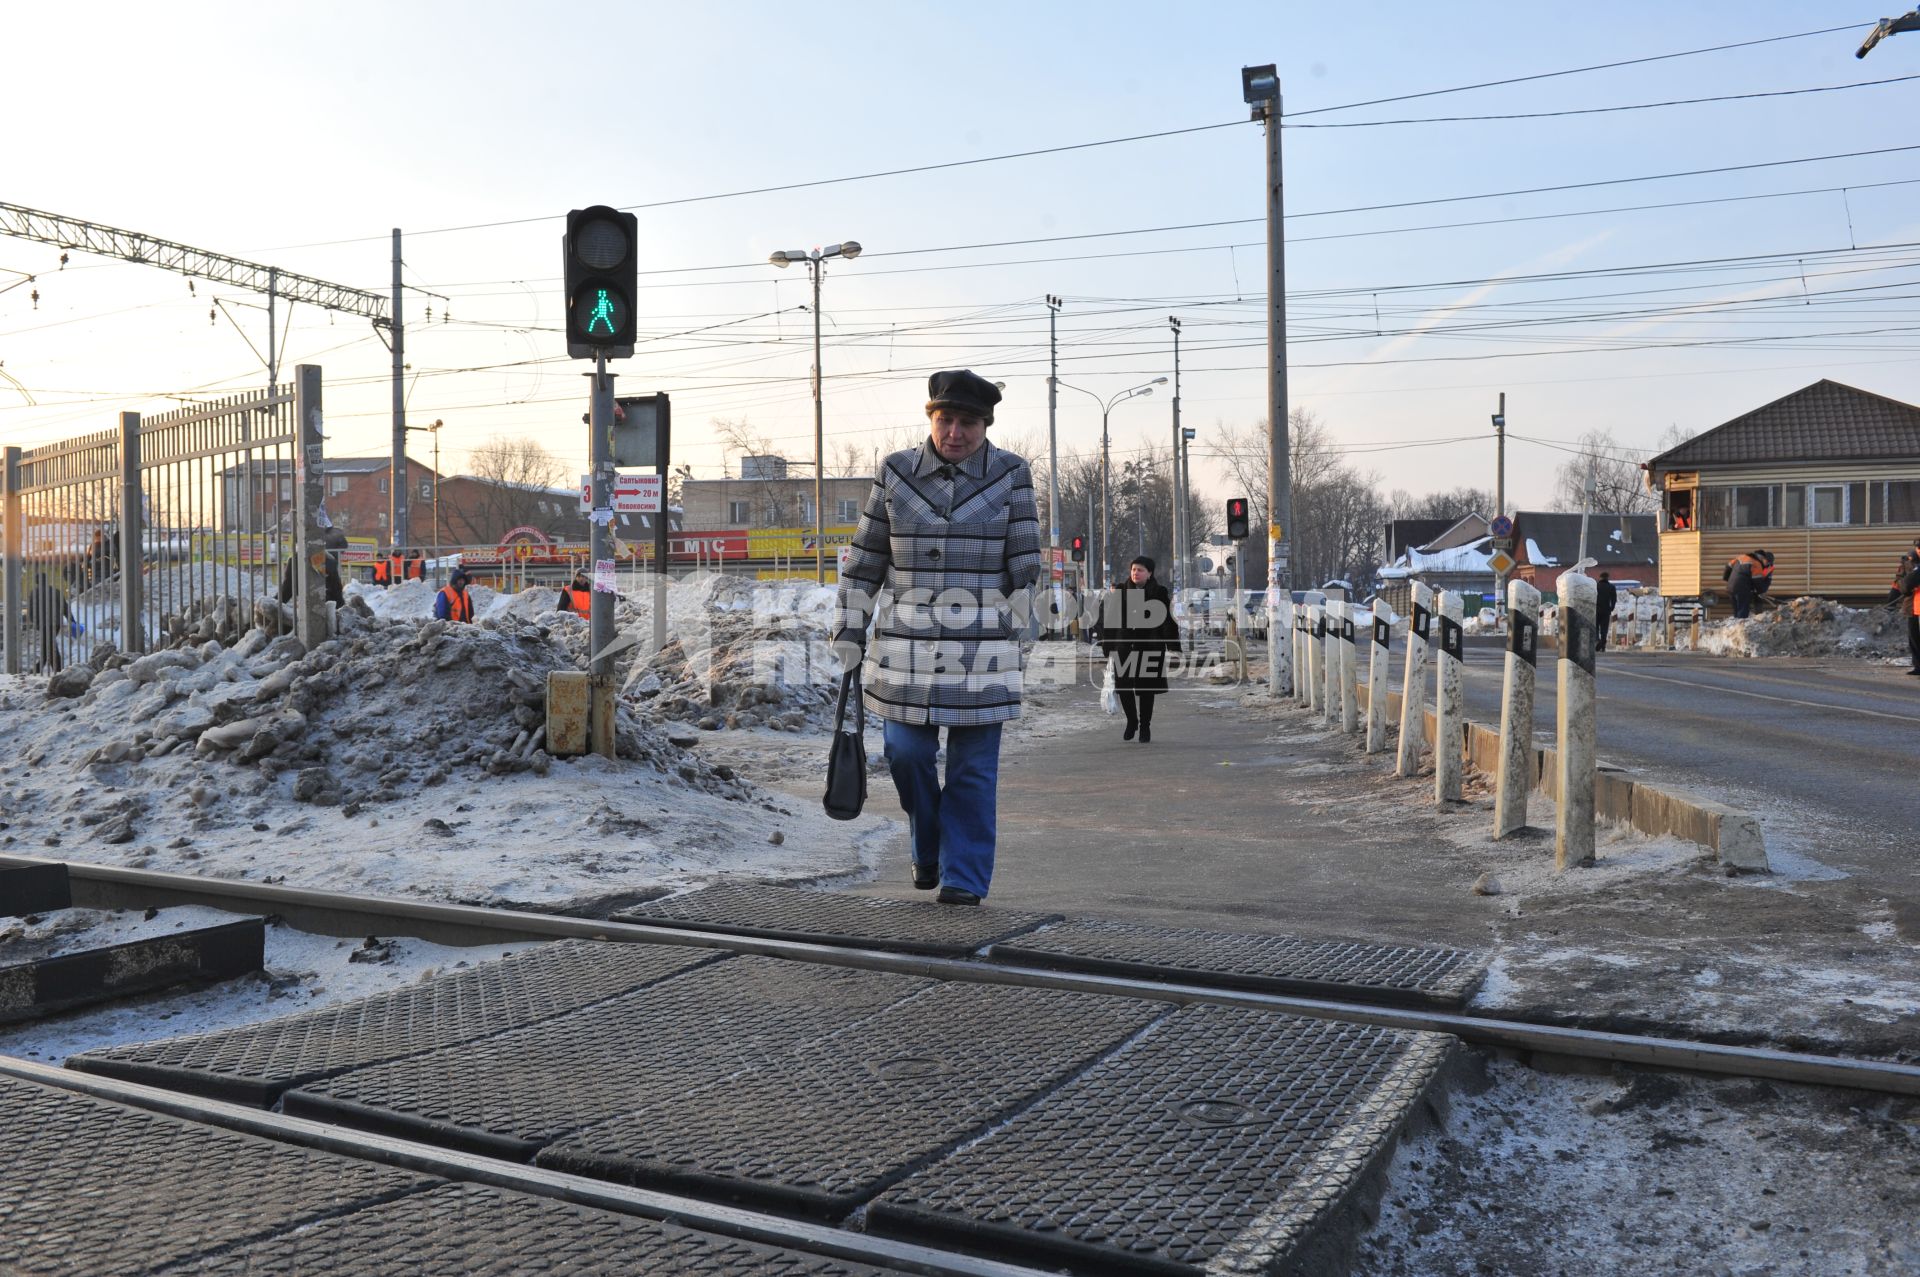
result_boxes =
[1547,426,1685,516]
[712,418,792,525]
[1385,486,1496,522]
[466,436,568,536]
[1211,409,1385,588]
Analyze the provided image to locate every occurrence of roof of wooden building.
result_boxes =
[1648,380,1920,472]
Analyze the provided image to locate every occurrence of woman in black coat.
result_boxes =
[1097,555,1181,742]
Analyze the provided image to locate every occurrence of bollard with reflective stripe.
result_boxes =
[1494,579,1542,839]
[1323,599,1344,727]
[1556,571,1599,870]
[1295,597,1316,708]
[1396,582,1434,778]
[1434,590,1465,804]
[1365,601,1392,754]
[1307,602,1326,714]
[1340,603,1361,734]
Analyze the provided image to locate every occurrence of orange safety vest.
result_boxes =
[438,585,472,623]
[403,558,424,581]
[564,586,591,614]
[371,559,390,585]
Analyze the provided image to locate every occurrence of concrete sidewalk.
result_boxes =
[847,656,1920,1062]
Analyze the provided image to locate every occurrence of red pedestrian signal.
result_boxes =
[1069,535,1087,562]
[1226,498,1250,541]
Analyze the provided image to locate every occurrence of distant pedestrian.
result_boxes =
[403,550,426,582]
[26,572,72,674]
[1097,556,1181,742]
[1896,536,1920,676]
[557,570,592,617]
[833,369,1042,906]
[435,569,475,623]
[1594,571,1618,652]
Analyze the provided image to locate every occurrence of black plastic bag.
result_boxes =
[822,668,867,821]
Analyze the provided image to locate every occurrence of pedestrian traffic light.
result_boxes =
[564,205,638,360]
[1226,497,1250,541]
[1069,535,1086,562]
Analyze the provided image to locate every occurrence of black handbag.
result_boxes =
[822,668,868,821]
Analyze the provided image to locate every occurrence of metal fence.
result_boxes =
[3,366,326,675]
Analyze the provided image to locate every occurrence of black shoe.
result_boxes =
[1122,723,1137,741]
[1139,724,1151,743]
[1907,668,1920,676]
[936,886,981,906]
[912,863,939,890]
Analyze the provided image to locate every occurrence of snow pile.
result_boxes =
[1699,595,1909,661]
[17,595,751,827]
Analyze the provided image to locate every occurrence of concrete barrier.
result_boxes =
[1493,580,1540,840]
[1434,590,1465,804]
[1395,582,1433,779]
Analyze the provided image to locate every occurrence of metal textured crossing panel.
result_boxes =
[538,981,1168,1216]
[285,957,933,1160]
[992,917,1486,1008]
[615,882,1059,956]
[70,939,717,1106]
[870,1004,1454,1275]
[0,1073,428,1277]
[166,1183,910,1276]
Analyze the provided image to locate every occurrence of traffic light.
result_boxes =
[1069,535,1086,562]
[564,205,638,359]
[1226,497,1250,541]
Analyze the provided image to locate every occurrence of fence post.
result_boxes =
[1396,581,1432,777]
[1434,589,1465,804]
[1494,579,1541,838]
[2,446,20,675]
[1298,591,1320,708]
[1556,571,1599,870]
[1365,600,1391,753]
[292,367,329,648]
[117,413,144,655]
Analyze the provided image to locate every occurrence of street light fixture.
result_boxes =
[1859,9,1920,56]
[768,240,863,582]
[1053,376,1167,589]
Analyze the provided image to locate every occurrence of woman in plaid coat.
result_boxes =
[833,370,1043,906]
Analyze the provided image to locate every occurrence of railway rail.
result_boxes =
[36,856,1920,1100]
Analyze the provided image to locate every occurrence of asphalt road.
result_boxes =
[1428,637,1920,873]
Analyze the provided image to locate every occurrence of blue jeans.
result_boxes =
[882,720,1003,899]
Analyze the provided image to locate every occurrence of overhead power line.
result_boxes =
[1284,73,1920,127]
[1283,21,1873,117]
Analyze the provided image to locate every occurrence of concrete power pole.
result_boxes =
[1170,316,1183,593]
[1493,392,1506,615]
[1245,64,1291,698]
[1046,294,1063,627]
[390,229,409,552]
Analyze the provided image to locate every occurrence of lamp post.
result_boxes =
[769,240,863,583]
[1054,377,1166,589]
[403,417,443,560]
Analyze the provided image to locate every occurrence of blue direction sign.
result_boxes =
[1490,514,1514,537]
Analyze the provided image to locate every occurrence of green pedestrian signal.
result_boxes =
[563,206,638,358]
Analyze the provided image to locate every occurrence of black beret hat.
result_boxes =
[926,369,1001,423]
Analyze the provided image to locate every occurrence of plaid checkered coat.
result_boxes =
[834,438,1043,726]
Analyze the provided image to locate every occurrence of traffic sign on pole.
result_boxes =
[579,472,662,513]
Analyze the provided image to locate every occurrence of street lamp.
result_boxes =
[769,239,863,583]
[1859,9,1920,56]
[402,417,443,561]
[1054,376,1167,589]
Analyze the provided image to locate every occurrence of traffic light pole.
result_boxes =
[391,229,410,552]
[589,354,617,758]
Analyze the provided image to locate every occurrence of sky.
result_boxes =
[3,1,1918,522]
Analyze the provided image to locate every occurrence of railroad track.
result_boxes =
[38,857,1920,1099]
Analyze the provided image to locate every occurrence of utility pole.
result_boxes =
[589,356,617,757]
[1493,392,1507,616]
[1047,295,1063,626]
[391,229,409,552]
[1170,316,1183,593]
[1244,64,1291,698]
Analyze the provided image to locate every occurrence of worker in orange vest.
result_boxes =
[1896,537,1920,675]
[557,570,592,618]
[370,557,390,586]
[1722,549,1772,619]
[403,550,425,581]
[434,569,474,623]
